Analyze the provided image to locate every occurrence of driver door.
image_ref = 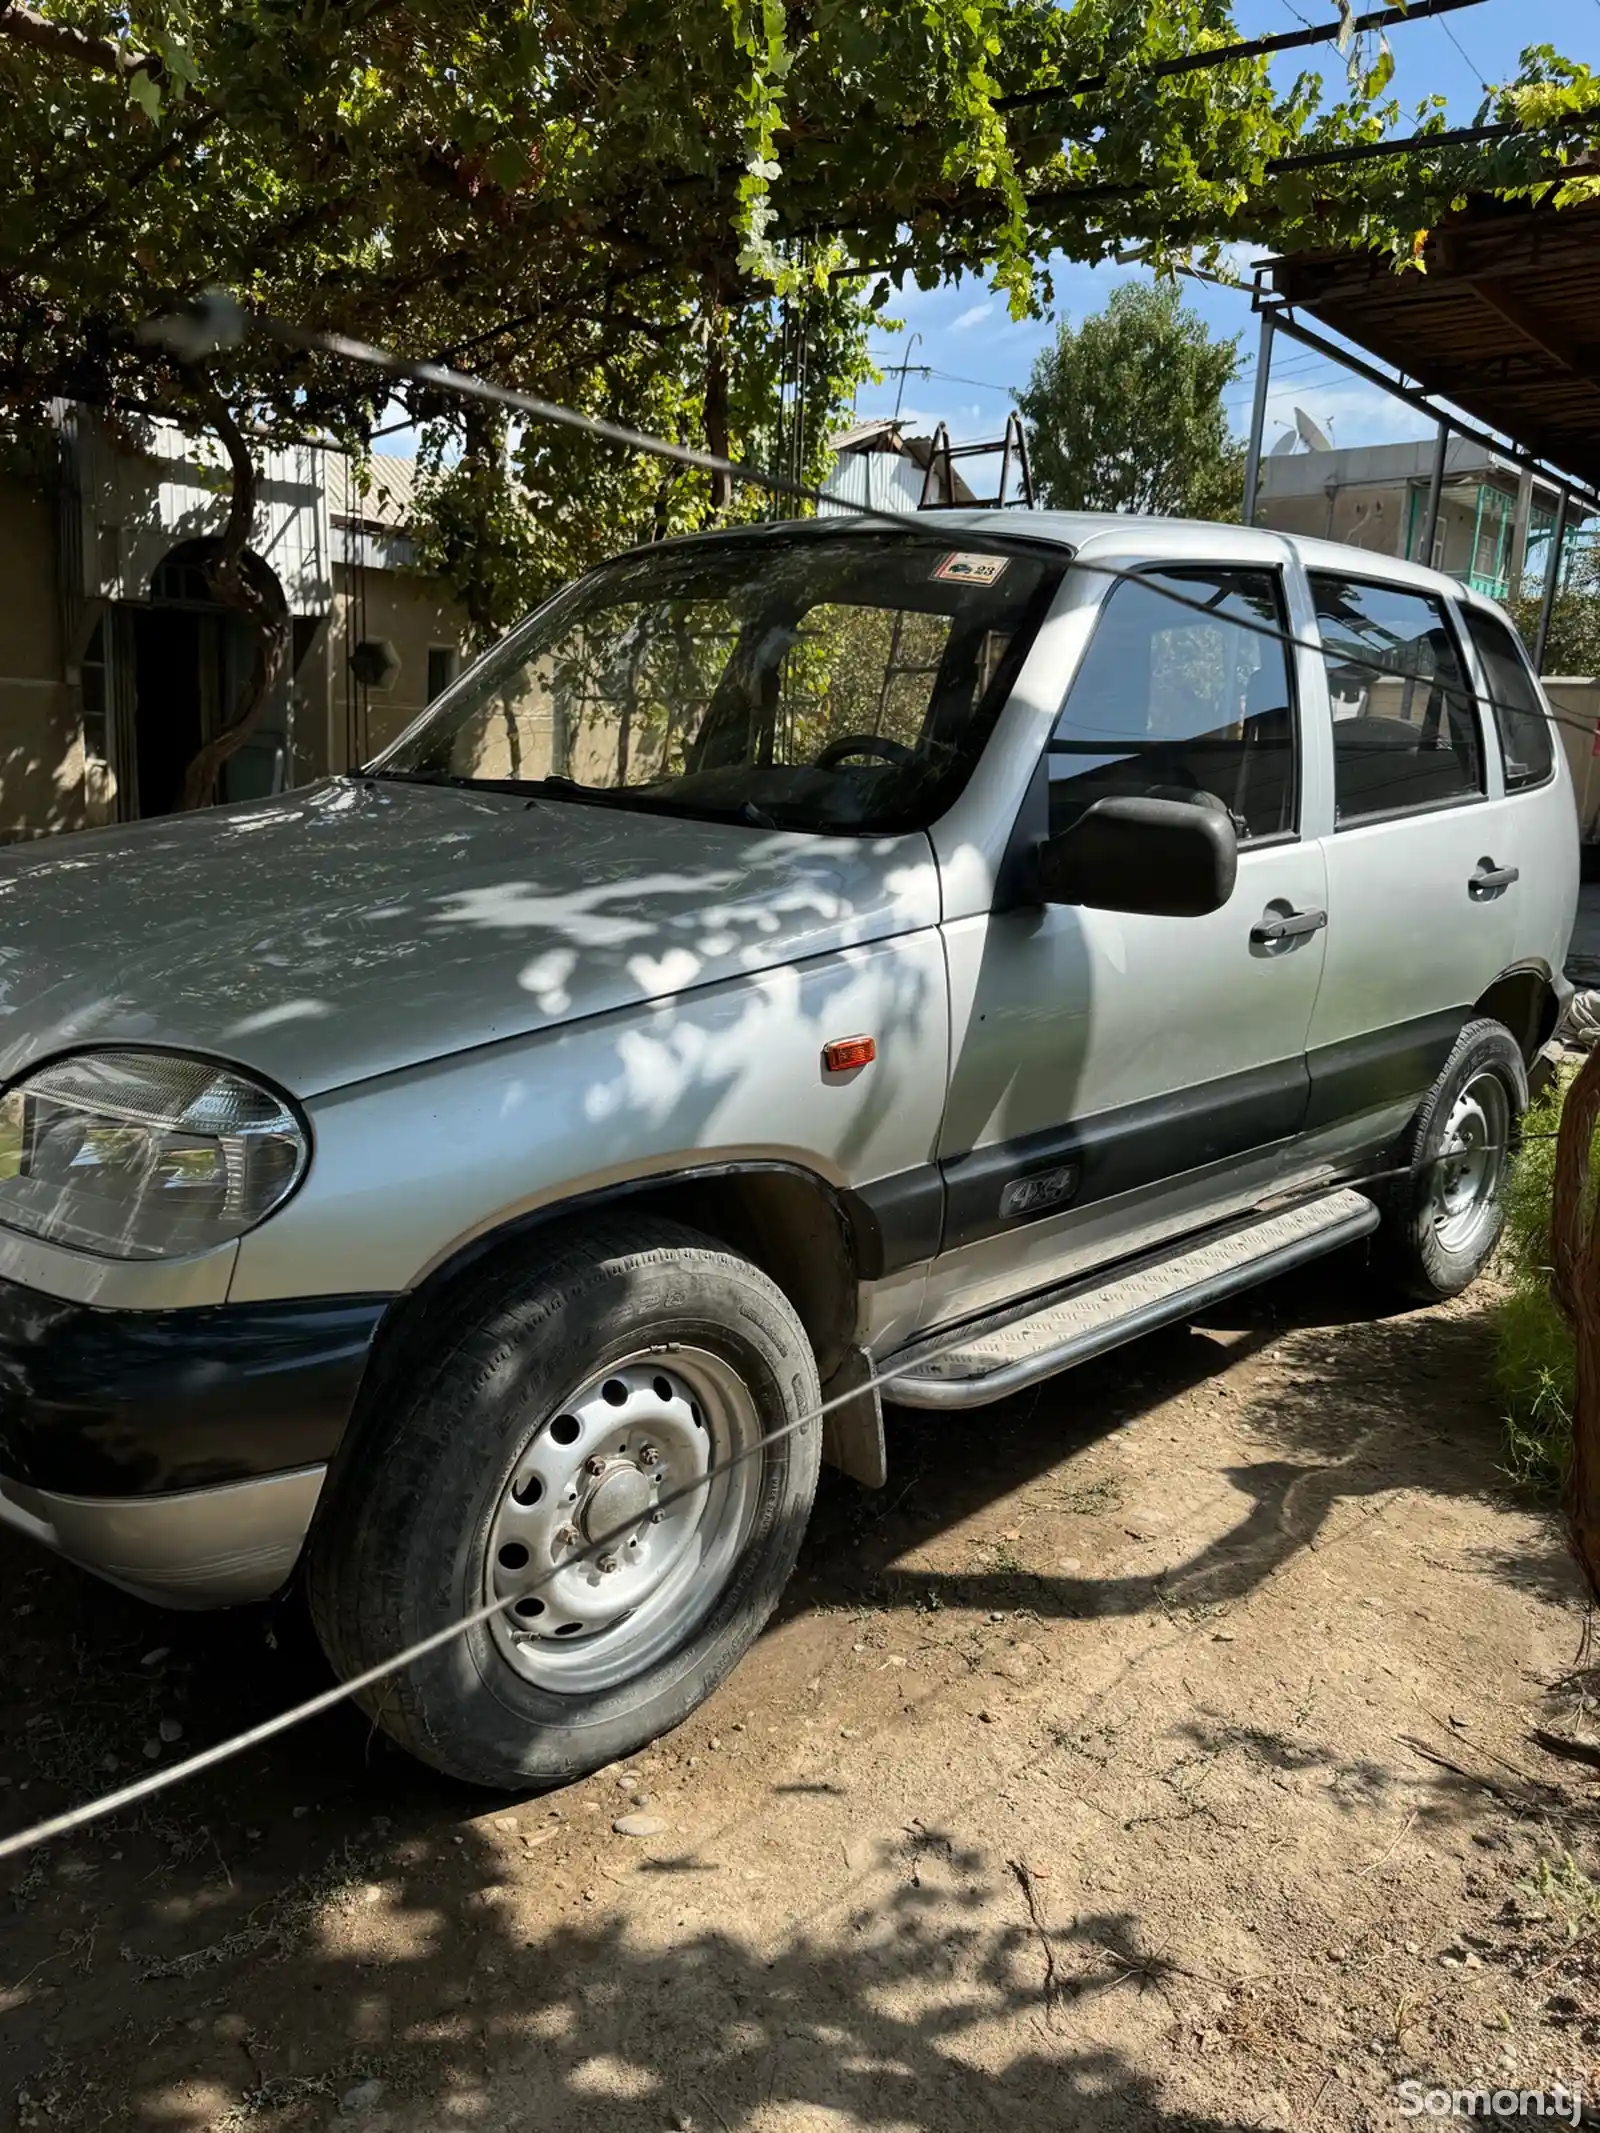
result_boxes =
[924,561,1329,1328]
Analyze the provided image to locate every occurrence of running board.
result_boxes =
[883,1188,1379,1410]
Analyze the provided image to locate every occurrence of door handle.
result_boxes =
[1469,862,1519,896]
[1250,906,1327,946]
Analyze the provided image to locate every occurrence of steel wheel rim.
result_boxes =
[485,1347,763,1694]
[1427,1071,1510,1256]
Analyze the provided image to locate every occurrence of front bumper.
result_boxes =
[0,1270,393,1606]
[0,1465,327,1607]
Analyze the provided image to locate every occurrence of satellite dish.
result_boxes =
[1269,428,1299,457]
[1295,406,1334,453]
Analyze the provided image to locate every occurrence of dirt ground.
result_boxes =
[3,1247,1598,2133]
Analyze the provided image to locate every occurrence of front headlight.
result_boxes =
[0,1050,308,1261]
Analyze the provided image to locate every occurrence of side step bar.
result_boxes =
[883,1188,1379,1411]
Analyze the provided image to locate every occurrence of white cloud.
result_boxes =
[1258,382,1435,452]
[1205,242,1267,287]
[950,302,994,333]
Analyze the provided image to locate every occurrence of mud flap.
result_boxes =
[819,1346,886,1488]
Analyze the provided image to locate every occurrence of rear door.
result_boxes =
[1301,570,1514,1156]
[1457,601,1578,1015]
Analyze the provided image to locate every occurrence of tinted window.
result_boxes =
[1048,567,1295,842]
[1309,575,1483,824]
[379,533,1061,835]
[1463,607,1554,790]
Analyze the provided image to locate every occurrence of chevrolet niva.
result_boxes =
[0,514,1574,1786]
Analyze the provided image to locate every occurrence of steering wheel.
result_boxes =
[815,733,917,771]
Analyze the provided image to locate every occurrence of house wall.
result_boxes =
[1545,678,1600,844]
[0,423,481,838]
[0,471,88,842]
[1257,479,1485,576]
[65,413,333,617]
[327,561,473,767]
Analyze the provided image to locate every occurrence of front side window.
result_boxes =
[375,532,1063,835]
[1047,566,1296,842]
[1462,606,1554,790]
[1308,574,1484,824]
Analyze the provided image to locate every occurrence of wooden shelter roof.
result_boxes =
[1267,195,1600,493]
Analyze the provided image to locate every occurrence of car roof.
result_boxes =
[908,507,1491,609]
[644,508,1498,614]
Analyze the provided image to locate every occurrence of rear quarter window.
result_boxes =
[1461,606,1555,790]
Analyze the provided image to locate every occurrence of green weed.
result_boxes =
[1493,1074,1597,1499]
[1520,1850,1600,1944]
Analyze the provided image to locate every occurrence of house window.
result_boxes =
[427,646,460,701]
[80,618,109,764]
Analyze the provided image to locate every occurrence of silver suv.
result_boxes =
[0,514,1575,1787]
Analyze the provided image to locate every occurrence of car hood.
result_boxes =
[0,779,940,1097]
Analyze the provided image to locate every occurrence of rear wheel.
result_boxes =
[1374,1016,1527,1302]
[306,1217,822,1789]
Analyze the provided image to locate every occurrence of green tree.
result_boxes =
[0,5,1594,787]
[1018,283,1244,520]
[1508,540,1600,676]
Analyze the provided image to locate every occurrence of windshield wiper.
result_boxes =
[362,768,488,790]
[366,768,793,831]
[364,769,569,805]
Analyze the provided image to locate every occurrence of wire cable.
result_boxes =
[0,1127,1566,1865]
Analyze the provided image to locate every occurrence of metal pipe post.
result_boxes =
[1535,486,1570,674]
[1241,311,1275,526]
[1421,421,1448,567]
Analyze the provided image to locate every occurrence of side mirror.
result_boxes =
[1037,794,1238,917]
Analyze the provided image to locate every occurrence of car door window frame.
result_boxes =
[1044,560,1303,849]
[1308,568,1493,831]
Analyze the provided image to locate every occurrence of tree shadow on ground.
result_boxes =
[811,1245,1579,1623]
[5,1805,1367,2133]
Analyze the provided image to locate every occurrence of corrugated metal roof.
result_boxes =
[822,432,978,510]
[828,418,910,454]
[327,451,420,528]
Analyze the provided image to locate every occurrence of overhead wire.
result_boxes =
[140,296,1600,745]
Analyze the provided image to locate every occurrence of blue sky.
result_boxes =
[850,0,1599,464]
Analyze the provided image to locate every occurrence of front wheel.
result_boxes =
[1374,1016,1527,1303]
[306,1217,822,1789]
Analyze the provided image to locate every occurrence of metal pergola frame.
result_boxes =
[1242,284,1600,671]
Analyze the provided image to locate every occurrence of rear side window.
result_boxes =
[1462,607,1554,790]
[1308,574,1483,825]
[1048,566,1296,843]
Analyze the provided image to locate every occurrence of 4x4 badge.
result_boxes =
[1000,1163,1081,1221]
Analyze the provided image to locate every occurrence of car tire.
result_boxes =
[1373,1016,1528,1303]
[305,1216,822,1790]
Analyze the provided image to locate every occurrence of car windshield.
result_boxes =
[373,530,1064,834]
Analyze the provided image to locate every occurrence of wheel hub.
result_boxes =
[484,1350,760,1694]
[582,1460,652,1549]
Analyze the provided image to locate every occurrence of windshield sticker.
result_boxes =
[934,551,1010,587]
